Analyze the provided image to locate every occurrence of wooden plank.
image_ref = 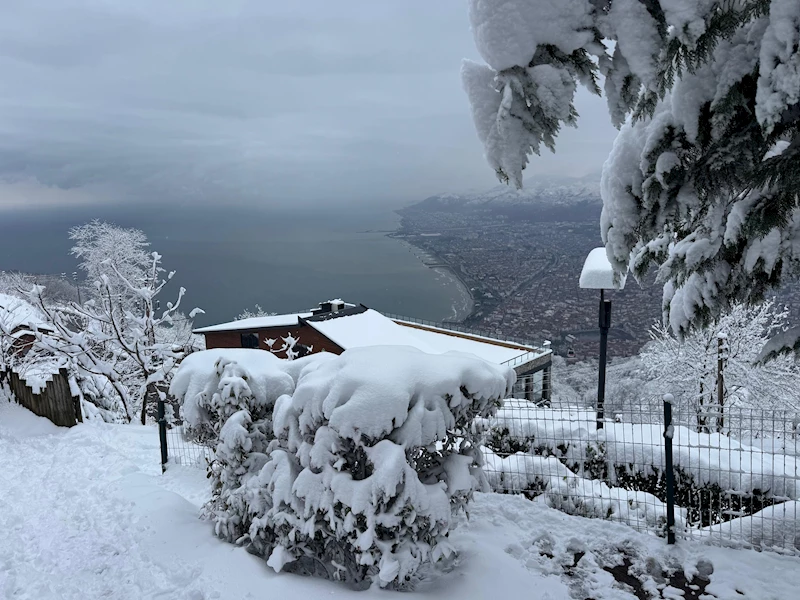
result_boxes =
[2,367,81,427]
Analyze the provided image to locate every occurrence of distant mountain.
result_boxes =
[414,173,602,209]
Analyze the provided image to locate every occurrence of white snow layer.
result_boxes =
[169,348,297,427]
[579,247,627,290]
[468,0,594,71]
[192,312,313,333]
[276,345,515,444]
[701,501,800,552]
[0,292,48,332]
[4,391,800,599]
[306,308,537,365]
[483,447,681,535]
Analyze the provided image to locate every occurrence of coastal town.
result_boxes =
[393,201,800,360]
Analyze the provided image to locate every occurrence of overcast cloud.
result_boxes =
[0,0,619,211]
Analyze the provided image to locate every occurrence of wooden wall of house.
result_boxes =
[203,324,343,358]
[2,368,82,427]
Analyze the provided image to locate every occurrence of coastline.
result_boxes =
[386,215,475,323]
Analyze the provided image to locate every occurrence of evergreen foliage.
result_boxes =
[464,0,800,354]
[172,347,513,589]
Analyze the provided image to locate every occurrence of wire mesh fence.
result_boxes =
[164,423,214,468]
[155,383,799,555]
[158,398,214,471]
[480,394,800,555]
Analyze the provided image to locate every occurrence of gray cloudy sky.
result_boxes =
[0,0,618,211]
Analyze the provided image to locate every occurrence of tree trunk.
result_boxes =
[141,381,159,425]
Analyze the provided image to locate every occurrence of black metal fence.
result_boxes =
[157,397,213,472]
[481,395,800,555]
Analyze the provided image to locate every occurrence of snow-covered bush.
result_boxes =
[483,448,681,535]
[171,346,513,589]
[482,403,798,530]
[701,501,800,553]
[170,349,297,541]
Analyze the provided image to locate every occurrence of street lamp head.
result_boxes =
[579,247,626,290]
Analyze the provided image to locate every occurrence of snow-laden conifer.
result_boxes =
[464,1,800,355]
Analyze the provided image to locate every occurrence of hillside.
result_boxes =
[411,173,602,211]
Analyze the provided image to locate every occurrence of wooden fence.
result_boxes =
[2,367,82,427]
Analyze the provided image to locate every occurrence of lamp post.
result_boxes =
[579,248,626,430]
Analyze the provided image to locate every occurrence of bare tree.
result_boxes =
[641,300,800,431]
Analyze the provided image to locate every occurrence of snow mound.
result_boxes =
[277,346,514,445]
[579,247,627,290]
[0,388,62,438]
[702,500,800,553]
[483,448,680,535]
[170,348,298,428]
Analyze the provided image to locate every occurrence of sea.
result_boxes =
[0,203,472,328]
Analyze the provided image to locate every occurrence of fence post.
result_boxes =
[157,396,168,473]
[663,393,676,544]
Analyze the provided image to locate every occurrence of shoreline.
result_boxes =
[386,219,475,323]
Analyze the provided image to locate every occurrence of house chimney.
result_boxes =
[313,299,346,315]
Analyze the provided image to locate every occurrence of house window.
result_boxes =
[240,333,259,349]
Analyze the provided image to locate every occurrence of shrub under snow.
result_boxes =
[482,402,800,537]
[170,346,513,589]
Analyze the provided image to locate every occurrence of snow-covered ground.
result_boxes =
[2,397,800,600]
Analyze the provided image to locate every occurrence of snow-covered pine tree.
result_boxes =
[463,1,800,354]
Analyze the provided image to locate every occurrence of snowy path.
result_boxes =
[2,399,800,599]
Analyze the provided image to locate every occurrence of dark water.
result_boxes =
[0,204,466,327]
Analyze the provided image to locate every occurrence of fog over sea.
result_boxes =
[0,204,472,328]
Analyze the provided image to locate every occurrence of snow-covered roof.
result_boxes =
[307,309,542,366]
[579,247,626,290]
[193,312,313,334]
[397,322,539,365]
[0,293,49,333]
